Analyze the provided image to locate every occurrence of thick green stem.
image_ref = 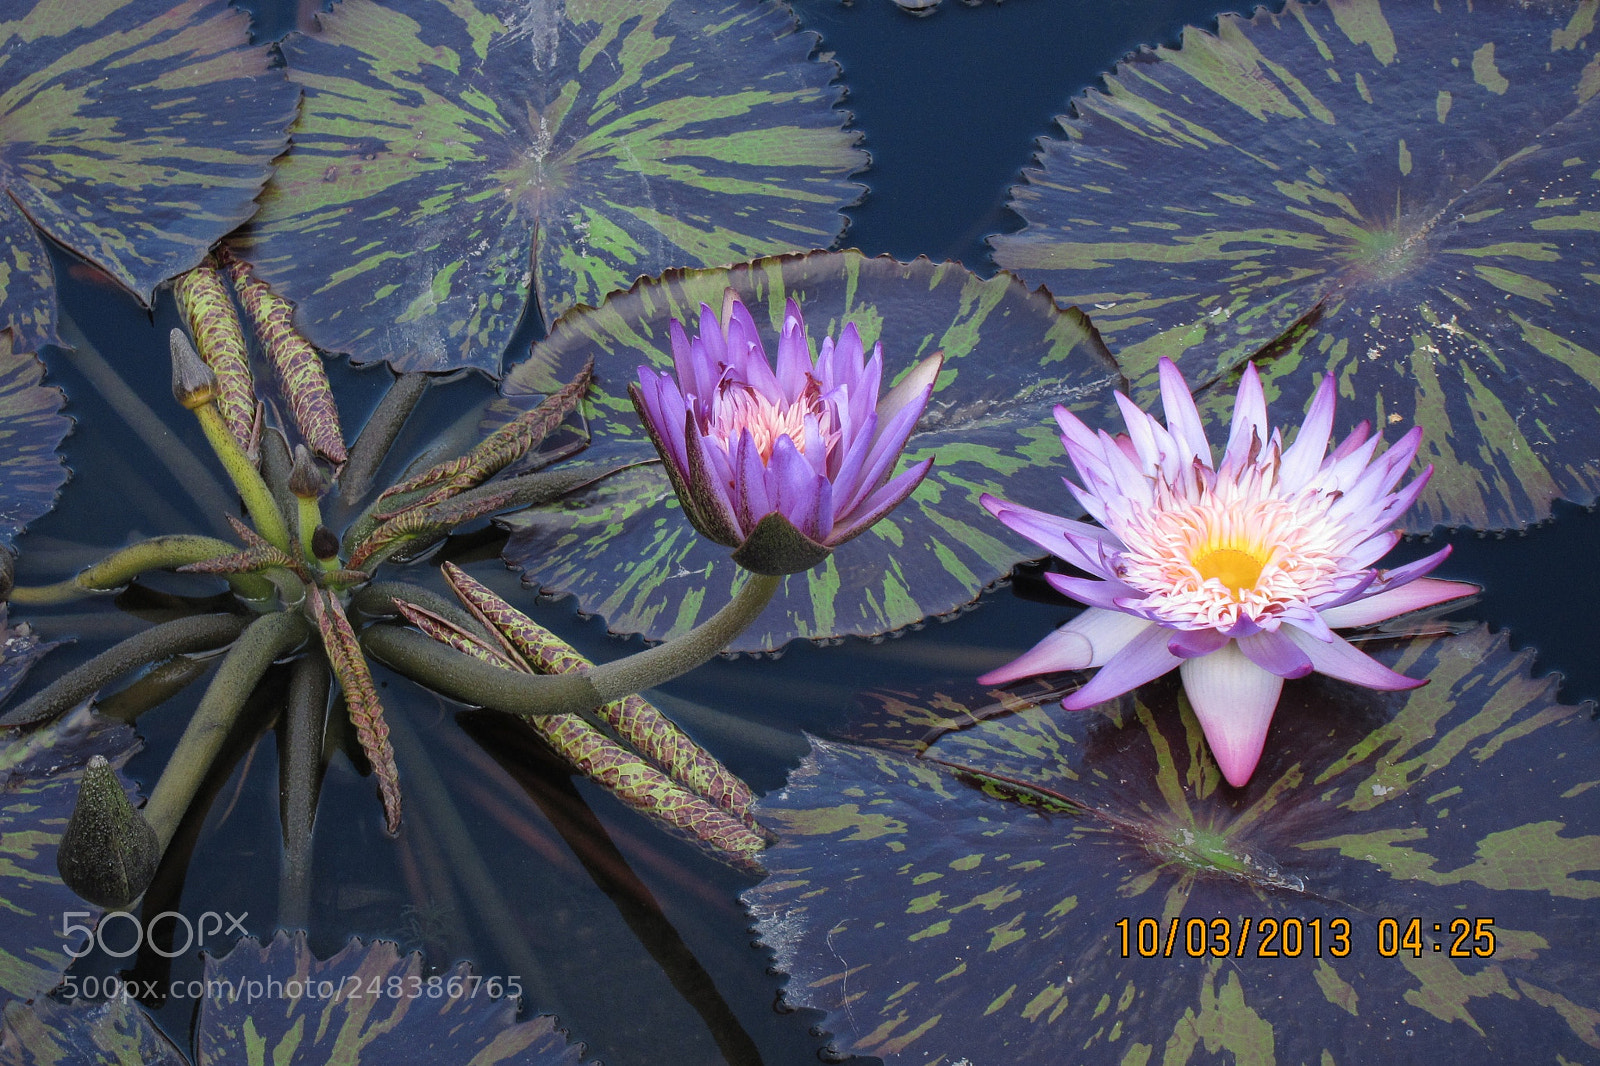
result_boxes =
[364,570,781,714]
[197,403,291,551]
[278,653,329,930]
[143,611,307,849]
[341,371,430,506]
[0,613,250,729]
[10,536,272,605]
[260,430,297,538]
[353,581,495,642]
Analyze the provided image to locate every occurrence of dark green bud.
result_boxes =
[729,511,832,576]
[57,754,161,909]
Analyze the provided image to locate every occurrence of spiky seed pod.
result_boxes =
[346,486,519,571]
[441,562,758,827]
[219,248,347,465]
[376,360,592,514]
[174,264,257,457]
[308,588,401,833]
[169,330,218,410]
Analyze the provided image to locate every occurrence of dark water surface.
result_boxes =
[15,1,1600,1064]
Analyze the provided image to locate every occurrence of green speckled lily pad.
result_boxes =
[0,0,296,349]
[230,0,867,374]
[0,934,592,1065]
[992,0,1600,532]
[499,250,1123,651]
[746,624,1600,1064]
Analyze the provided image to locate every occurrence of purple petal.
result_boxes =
[768,433,829,540]
[1237,630,1314,678]
[1178,641,1284,787]
[978,608,1158,687]
[1283,627,1428,691]
[1168,627,1229,659]
[1157,358,1213,468]
[1221,362,1268,474]
[1317,577,1478,629]
[775,298,811,398]
[830,457,931,544]
[979,494,1122,578]
[733,430,773,534]
[1045,571,1142,610]
[1061,622,1181,710]
[1278,374,1334,490]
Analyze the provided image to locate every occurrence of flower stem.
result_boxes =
[10,535,272,605]
[195,402,292,552]
[363,570,781,714]
[340,371,430,507]
[0,613,251,728]
[142,610,308,850]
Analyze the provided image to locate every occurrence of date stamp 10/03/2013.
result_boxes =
[1113,916,1497,961]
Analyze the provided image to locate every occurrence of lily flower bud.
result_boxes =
[169,329,218,410]
[56,754,161,908]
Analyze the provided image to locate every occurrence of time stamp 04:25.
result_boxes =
[1113,917,1498,960]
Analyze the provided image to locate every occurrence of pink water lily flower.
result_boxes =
[980,358,1476,787]
[630,291,941,575]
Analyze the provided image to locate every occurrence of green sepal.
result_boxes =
[730,511,831,576]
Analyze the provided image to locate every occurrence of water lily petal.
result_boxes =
[980,493,1121,578]
[1060,622,1180,710]
[1283,627,1427,691]
[1237,630,1314,678]
[1045,571,1142,611]
[1220,361,1268,475]
[1178,641,1284,787]
[1157,357,1212,468]
[1277,374,1334,490]
[1318,577,1479,629]
[1168,627,1229,659]
[831,457,932,544]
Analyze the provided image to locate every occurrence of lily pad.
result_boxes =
[0,0,297,349]
[0,334,69,545]
[745,624,1600,1064]
[1,693,141,1014]
[498,250,1124,651]
[990,0,1600,532]
[0,933,591,1065]
[229,0,868,375]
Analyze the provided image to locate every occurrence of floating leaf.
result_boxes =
[499,250,1123,651]
[745,624,1600,1064]
[0,934,591,1065]
[0,334,67,547]
[991,0,1600,532]
[0,696,141,1014]
[229,0,867,374]
[0,0,297,349]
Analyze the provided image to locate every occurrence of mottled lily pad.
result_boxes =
[229,0,868,375]
[0,334,69,545]
[0,933,591,1065]
[745,624,1600,1064]
[1,694,140,1015]
[991,0,1600,532]
[0,0,297,349]
[498,250,1124,651]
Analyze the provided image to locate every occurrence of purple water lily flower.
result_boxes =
[630,291,941,575]
[980,358,1477,787]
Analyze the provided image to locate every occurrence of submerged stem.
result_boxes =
[10,535,272,605]
[56,315,234,534]
[142,610,307,850]
[0,613,250,729]
[196,403,291,551]
[341,371,430,507]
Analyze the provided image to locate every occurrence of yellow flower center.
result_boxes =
[1191,545,1268,595]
